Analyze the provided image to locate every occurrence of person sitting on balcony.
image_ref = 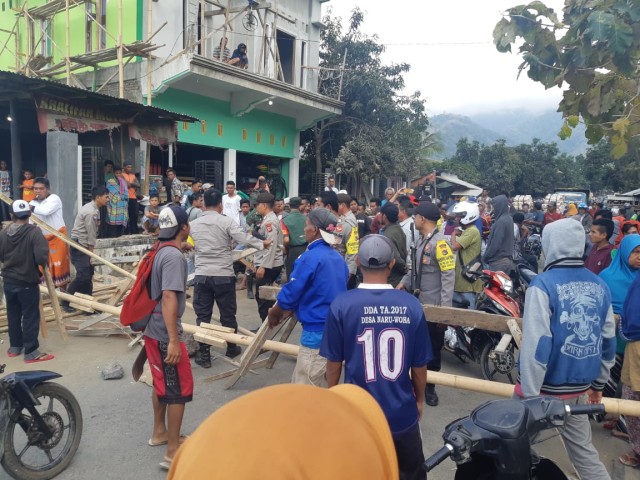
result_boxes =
[213,37,230,62]
[229,43,249,69]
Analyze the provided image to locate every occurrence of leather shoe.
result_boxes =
[425,384,439,406]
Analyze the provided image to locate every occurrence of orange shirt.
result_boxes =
[122,172,137,199]
[21,178,35,202]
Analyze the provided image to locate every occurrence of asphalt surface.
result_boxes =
[0,291,633,480]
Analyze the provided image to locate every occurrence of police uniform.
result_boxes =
[254,211,284,321]
[402,227,455,373]
[337,210,359,277]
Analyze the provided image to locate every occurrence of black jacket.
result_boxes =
[0,223,49,286]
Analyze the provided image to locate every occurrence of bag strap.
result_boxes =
[415,228,438,292]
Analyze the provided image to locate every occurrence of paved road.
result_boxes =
[0,292,632,479]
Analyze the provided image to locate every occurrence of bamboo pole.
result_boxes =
[43,266,68,340]
[39,287,640,417]
[65,0,70,85]
[0,193,135,279]
[117,0,124,98]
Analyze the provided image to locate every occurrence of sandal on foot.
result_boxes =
[619,452,640,467]
[612,429,630,440]
[148,434,188,447]
[159,456,172,471]
[7,348,23,358]
[603,418,619,430]
[24,353,54,364]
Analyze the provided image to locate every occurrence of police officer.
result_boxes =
[336,193,359,288]
[254,192,284,321]
[282,197,307,280]
[399,201,455,407]
[190,189,271,367]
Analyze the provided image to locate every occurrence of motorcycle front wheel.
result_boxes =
[480,338,519,384]
[1,382,83,480]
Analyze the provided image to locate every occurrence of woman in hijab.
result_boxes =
[168,384,399,479]
[600,234,640,437]
[619,272,640,467]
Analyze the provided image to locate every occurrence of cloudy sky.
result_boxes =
[322,0,566,115]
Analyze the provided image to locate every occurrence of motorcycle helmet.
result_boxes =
[578,202,588,209]
[452,201,480,225]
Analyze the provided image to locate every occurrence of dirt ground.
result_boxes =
[0,291,634,480]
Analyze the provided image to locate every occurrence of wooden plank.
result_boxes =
[258,285,521,334]
[493,334,513,354]
[203,358,269,383]
[199,322,235,334]
[193,331,228,350]
[225,320,272,389]
[69,302,95,314]
[507,318,523,348]
[77,313,113,330]
[39,296,48,338]
[73,292,96,301]
[43,266,68,341]
[266,315,296,369]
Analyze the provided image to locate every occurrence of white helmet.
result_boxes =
[452,201,480,225]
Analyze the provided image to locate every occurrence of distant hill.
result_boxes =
[429,110,589,159]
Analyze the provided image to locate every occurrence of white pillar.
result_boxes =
[224,148,237,184]
[288,132,300,197]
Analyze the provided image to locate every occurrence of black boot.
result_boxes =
[194,344,212,368]
[225,343,242,359]
[425,383,439,406]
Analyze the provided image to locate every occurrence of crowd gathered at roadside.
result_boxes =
[1,161,640,479]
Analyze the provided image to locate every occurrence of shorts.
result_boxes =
[291,346,327,387]
[144,337,193,404]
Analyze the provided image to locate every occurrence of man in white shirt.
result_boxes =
[30,177,70,287]
[222,181,241,225]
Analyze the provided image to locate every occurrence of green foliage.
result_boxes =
[300,8,430,181]
[494,0,640,158]
[443,138,587,196]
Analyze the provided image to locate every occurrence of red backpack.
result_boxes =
[120,242,179,332]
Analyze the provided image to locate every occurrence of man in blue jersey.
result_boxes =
[321,234,432,480]
[268,208,349,386]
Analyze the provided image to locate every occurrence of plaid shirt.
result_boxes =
[106,177,128,226]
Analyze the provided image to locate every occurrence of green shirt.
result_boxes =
[454,226,483,293]
[283,211,307,246]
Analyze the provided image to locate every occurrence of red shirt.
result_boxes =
[584,243,614,275]
[544,211,562,225]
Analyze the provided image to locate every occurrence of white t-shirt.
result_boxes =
[222,194,241,225]
[30,194,66,231]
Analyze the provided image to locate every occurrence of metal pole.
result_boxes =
[9,99,22,199]
[65,0,71,84]
[118,0,124,98]
[337,48,347,100]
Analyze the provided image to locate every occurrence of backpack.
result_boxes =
[120,241,179,332]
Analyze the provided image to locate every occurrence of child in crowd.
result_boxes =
[585,218,615,275]
[19,170,35,202]
[142,195,160,235]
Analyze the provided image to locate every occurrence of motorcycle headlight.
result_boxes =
[496,272,513,294]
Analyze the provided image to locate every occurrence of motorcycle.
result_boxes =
[444,268,522,384]
[0,363,82,480]
[425,396,605,479]
[523,225,542,259]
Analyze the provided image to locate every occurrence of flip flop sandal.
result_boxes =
[619,452,640,468]
[148,435,188,447]
[24,353,55,364]
[159,456,172,471]
[7,350,22,358]
[603,419,619,430]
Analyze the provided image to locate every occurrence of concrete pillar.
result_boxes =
[46,131,79,229]
[224,148,236,184]
[288,132,300,197]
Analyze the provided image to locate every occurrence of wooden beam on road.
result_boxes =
[258,285,522,334]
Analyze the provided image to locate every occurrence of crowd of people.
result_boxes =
[2,164,640,478]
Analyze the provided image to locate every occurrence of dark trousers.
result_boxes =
[126,198,138,234]
[255,266,282,321]
[393,423,426,480]
[284,244,306,281]
[427,321,445,372]
[65,245,94,306]
[0,200,11,222]
[98,206,108,238]
[5,283,41,355]
[193,276,237,343]
[105,224,124,238]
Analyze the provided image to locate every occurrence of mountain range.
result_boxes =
[429,110,589,160]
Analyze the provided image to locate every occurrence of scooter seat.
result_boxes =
[519,268,537,284]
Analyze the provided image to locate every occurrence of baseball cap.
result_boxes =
[308,208,339,245]
[157,205,189,240]
[414,202,441,221]
[12,199,31,219]
[358,234,394,269]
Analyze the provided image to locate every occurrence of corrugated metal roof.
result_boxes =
[0,70,198,123]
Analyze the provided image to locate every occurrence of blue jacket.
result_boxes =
[277,239,349,333]
[518,266,616,396]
